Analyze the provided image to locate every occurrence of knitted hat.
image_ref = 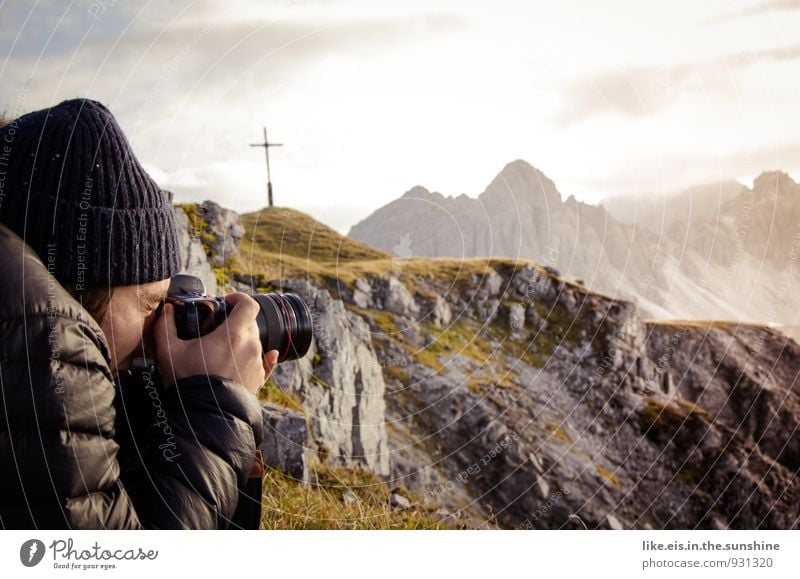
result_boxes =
[0,97,181,289]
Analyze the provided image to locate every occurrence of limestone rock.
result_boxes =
[260,403,308,483]
[198,200,245,267]
[383,277,419,319]
[365,263,800,530]
[606,514,623,530]
[390,492,411,510]
[352,278,373,309]
[508,302,526,334]
[272,279,390,476]
[432,297,452,328]
[173,205,218,294]
[534,477,550,500]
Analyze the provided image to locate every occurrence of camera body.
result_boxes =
[165,274,313,363]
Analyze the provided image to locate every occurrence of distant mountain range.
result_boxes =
[602,180,747,232]
[348,160,800,329]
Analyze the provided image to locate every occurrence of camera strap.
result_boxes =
[230,450,265,529]
[129,356,161,385]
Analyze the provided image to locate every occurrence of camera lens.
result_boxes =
[251,293,314,363]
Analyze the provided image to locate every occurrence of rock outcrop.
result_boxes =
[271,279,391,476]
[173,204,218,294]
[260,403,309,483]
[198,200,245,267]
[340,264,800,529]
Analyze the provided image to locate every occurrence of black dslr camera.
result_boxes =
[164,273,313,363]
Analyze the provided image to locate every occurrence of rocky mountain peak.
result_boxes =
[481,159,562,205]
[752,170,798,196]
[401,185,433,198]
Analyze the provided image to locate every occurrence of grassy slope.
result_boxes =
[260,463,448,530]
[644,318,774,339]
[238,207,387,284]
[236,206,570,288]
[644,319,768,330]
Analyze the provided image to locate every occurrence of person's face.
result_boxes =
[100,279,170,372]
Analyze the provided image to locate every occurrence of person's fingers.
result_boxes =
[224,291,257,309]
[266,349,279,367]
[217,293,259,332]
[263,349,279,379]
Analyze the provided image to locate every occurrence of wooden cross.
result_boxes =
[249,126,283,208]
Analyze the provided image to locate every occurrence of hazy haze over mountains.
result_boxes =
[349,160,800,328]
[602,180,747,232]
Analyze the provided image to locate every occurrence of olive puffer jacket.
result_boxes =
[0,223,265,529]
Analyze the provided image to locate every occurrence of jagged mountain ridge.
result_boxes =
[174,201,800,529]
[348,161,800,329]
[602,180,747,232]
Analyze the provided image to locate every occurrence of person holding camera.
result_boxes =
[0,98,279,529]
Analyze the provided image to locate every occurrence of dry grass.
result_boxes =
[237,207,387,283]
[241,207,388,262]
[596,464,624,489]
[235,207,562,292]
[260,462,449,530]
[545,421,573,444]
[640,398,709,427]
[644,319,769,331]
[257,378,306,415]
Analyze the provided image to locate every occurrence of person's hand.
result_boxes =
[154,292,279,395]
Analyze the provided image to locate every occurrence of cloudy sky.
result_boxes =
[2,0,799,232]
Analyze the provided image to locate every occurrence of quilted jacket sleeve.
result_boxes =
[0,308,264,529]
[114,370,265,529]
[0,311,139,529]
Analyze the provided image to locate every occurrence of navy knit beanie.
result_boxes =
[0,97,181,289]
